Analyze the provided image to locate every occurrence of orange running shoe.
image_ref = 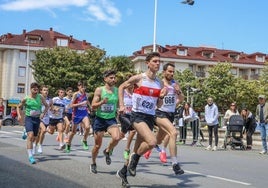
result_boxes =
[159,151,167,163]
[143,150,152,159]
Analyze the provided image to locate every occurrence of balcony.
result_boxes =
[250,74,259,80]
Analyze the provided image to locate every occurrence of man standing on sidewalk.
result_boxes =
[256,95,268,154]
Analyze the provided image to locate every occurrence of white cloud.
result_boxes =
[86,0,121,26]
[0,0,121,25]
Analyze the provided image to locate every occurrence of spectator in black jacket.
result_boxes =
[241,108,257,150]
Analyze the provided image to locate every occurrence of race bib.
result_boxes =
[163,95,175,106]
[101,104,114,113]
[30,110,41,117]
[141,100,154,109]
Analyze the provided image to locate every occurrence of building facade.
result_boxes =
[0,28,94,115]
[132,44,267,79]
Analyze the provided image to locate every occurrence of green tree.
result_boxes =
[234,78,260,112]
[259,61,268,96]
[31,47,105,95]
[202,63,236,113]
[104,56,136,86]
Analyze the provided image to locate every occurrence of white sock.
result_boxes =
[162,147,166,153]
[171,157,177,165]
[60,142,64,146]
[27,149,32,157]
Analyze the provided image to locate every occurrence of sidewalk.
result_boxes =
[177,126,262,147]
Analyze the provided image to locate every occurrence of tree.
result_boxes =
[31,47,105,95]
[259,61,268,96]
[103,56,136,86]
[234,78,260,112]
[202,63,236,113]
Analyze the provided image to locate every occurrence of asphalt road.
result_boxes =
[0,125,267,188]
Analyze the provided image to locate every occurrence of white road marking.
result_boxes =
[185,170,251,186]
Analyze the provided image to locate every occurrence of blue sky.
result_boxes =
[0,0,267,56]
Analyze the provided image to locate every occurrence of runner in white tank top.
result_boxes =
[118,52,168,181]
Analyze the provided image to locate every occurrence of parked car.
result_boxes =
[1,115,19,126]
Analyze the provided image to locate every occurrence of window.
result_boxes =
[57,38,68,47]
[231,68,237,75]
[19,51,27,60]
[18,66,26,77]
[256,55,264,62]
[202,52,213,58]
[177,49,187,56]
[144,48,153,54]
[17,83,25,94]
[229,54,239,60]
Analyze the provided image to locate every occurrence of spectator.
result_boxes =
[0,98,5,129]
[255,95,268,154]
[11,107,17,119]
[204,97,219,151]
[241,108,256,150]
[221,102,240,148]
[182,102,199,146]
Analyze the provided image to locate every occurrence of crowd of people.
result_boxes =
[0,52,265,187]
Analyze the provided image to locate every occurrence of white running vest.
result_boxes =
[158,83,177,113]
[123,90,133,114]
[132,73,161,115]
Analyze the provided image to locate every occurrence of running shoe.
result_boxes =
[212,146,218,151]
[128,153,139,177]
[22,128,27,140]
[103,149,111,165]
[116,169,129,187]
[191,141,197,146]
[59,144,66,150]
[159,151,167,163]
[205,145,212,150]
[90,163,97,174]
[81,140,89,150]
[172,163,184,175]
[37,144,43,154]
[155,145,161,152]
[259,150,267,154]
[143,150,152,159]
[65,144,71,153]
[28,156,36,164]
[123,150,130,160]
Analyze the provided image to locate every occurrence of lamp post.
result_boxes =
[152,0,194,52]
[25,40,30,96]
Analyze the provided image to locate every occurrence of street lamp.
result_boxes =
[25,39,30,96]
[153,0,195,52]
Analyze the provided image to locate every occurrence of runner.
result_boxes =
[34,85,52,154]
[116,75,136,187]
[90,70,121,174]
[118,52,167,177]
[49,88,66,150]
[63,87,73,143]
[143,63,185,175]
[65,81,91,153]
[16,82,49,164]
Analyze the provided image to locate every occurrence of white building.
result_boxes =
[132,44,267,79]
[0,28,94,114]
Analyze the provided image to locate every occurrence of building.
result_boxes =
[0,28,95,115]
[132,44,267,79]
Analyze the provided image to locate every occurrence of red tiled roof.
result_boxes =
[0,28,94,50]
[134,44,267,65]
